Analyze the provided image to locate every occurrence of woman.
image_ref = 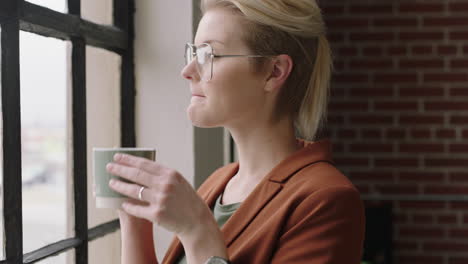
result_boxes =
[106,0,365,263]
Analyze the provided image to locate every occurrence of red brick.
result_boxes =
[375,158,419,167]
[449,2,468,12]
[395,241,418,250]
[327,18,368,28]
[398,172,443,182]
[450,257,468,264]
[329,102,368,111]
[334,74,368,83]
[425,102,468,111]
[423,242,468,252]
[424,73,468,82]
[450,202,468,210]
[451,59,468,68]
[450,88,468,96]
[463,130,468,139]
[399,87,444,97]
[413,214,434,224]
[337,129,356,138]
[399,3,444,13]
[399,255,443,264]
[464,215,468,223]
[349,171,394,182]
[449,228,468,238]
[333,158,369,167]
[410,129,432,138]
[399,59,444,69]
[361,129,382,138]
[450,116,468,125]
[400,32,444,41]
[328,115,345,124]
[374,18,418,27]
[349,59,393,69]
[399,144,444,153]
[399,201,446,210]
[435,129,456,138]
[330,87,345,97]
[350,5,393,13]
[412,45,433,55]
[350,143,393,152]
[351,115,394,125]
[374,74,418,83]
[387,46,407,55]
[362,46,383,56]
[400,115,444,125]
[350,87,394,97]
[394,212,409,224]
[322,6,345,15]
[375,184,418,195]
[375,102,418,111]
[425,158,468,167]
[354,184,370,193]
[449,144,468,152]
[338,47,358,56]
[437,214,457,224]
[424,17,468,27]
[425,186,468,195]
[400,227,443,237]
[386,129,406,139]
[464,46,468,54]
[450,172,468,182]
[328,33,345,42]
[437,45,458,55]
[451,31,468,40]
[350,32,394,42]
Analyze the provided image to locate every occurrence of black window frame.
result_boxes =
[0,0,135,263]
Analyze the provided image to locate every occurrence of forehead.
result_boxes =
[194,8,246,50]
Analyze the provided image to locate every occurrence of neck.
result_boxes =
[227,117,300,184]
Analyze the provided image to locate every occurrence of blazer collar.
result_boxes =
[162,138,333,263]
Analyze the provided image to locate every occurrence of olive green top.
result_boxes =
[175,193,241,264]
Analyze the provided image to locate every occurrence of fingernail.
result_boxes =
[109,179,115,186]
[106,163,113,171]
[114,153,122,161]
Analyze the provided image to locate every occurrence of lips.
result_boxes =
[192,94,206,97]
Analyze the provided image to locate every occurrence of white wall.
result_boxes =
[134,0,195,261]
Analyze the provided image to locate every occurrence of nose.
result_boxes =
[181,59,199,81]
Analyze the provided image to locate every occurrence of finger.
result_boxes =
[121,201,159,224]
[109,178,153,202]
[106,163,153,187]
[113,153,162,175]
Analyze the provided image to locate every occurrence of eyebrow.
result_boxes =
[198,39,225,46]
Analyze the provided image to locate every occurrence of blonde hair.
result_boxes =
[201,0,333,141]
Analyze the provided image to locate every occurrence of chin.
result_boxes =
[186,108,220,128]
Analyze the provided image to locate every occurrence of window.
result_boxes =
[0,0,135,263]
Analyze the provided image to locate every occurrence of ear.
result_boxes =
[264,54,293,93]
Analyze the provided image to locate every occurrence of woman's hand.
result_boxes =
[106,153,213,237]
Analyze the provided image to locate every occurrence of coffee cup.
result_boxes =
[93,147,156,209]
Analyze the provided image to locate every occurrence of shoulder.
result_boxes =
[281,161,364,222]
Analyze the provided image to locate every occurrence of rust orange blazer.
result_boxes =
[162,139,365,263]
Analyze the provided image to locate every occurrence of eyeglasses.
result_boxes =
[184,42,275,81]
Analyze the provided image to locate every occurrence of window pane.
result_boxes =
[82,0,113,25]
[20,32,69,254]
[26,0,66,13]
[0,26,4,261]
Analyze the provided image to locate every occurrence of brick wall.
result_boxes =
[320,1,468,263]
